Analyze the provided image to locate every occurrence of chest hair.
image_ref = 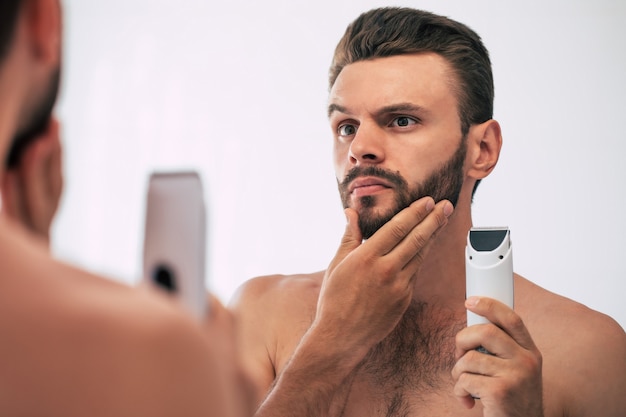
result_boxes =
[354,301,464,416]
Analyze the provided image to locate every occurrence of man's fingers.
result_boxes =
[332,197,453,271]
[465,297,538,352]
[455,323,520,360]
[451,347,504,379]
[382,199,453,271]
[397,200,453,271]
[453,372,483,408]
[328,208,363,270]
[365,197,437,256]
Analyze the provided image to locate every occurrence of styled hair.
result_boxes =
[0,0,22,65]
[329,7,494,136]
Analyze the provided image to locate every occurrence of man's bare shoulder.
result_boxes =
[515,275,626,416]
[515,274,624,337]
[229,270,323,348]
[230,270,324,319]
[229,271,325,399]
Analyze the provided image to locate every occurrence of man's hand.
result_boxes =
[452,296,544,417]
[254,197,453,417]
[313,197,454,360]
[1,118,63,245]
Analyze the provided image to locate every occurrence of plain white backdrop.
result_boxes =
[54,0,626,329]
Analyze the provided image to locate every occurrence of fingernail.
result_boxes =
[466,296,479,307]
[443,201,454,217]
[425,198,435,211]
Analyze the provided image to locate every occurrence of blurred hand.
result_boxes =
[1,118,63,245]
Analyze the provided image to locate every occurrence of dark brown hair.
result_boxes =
[329,7,494,136]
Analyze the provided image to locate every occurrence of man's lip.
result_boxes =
[348,176,394,194]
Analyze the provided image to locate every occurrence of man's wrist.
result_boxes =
[287,323,366,381]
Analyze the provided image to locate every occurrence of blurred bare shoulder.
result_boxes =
[0,223,233,417]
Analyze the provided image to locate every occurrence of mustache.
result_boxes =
[339,165,409,191]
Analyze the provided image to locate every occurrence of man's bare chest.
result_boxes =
[338,303,469,416]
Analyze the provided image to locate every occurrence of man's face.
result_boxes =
[328,53,467,238]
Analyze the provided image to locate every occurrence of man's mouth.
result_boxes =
[349,176,394,197]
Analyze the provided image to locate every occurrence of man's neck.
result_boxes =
[410,199,473,308]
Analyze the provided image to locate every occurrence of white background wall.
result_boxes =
[54,0,626,329]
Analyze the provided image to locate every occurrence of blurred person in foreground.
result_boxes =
[231,7,626,417]
[0,1,251,415]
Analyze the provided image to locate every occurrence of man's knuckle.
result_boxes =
[482,298,495,313]
[454,330,464,346]
[389,221,409,241]
[483,323,500,340]
[522,350,542,371]
[481,323,499,339]
[466,349,484,363]
[504,312,524,331]
[409,231,429,250]
[491,382,510,400]
[534,349,543,368]
[434,209,448,227]
[376,261,396,279]
[458,371,473,389]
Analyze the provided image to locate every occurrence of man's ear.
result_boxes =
[23,0,62,66]
[466,119,502,180]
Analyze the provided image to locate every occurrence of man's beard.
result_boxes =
[6,66,61,168]
[338,138,466,239]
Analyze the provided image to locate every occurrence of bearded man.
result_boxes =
[231,7,626,417]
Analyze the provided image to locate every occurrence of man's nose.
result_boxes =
[348,124,385,165]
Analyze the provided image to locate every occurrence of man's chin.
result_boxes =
[356,207,399,239]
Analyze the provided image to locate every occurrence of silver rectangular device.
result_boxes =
[142,171,207,320]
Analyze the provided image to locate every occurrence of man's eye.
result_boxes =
[338,124,357,136]
[391,116,417,128]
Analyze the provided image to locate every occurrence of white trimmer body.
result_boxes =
[465,227,514,327]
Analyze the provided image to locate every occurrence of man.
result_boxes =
[231,7,626,417]
[0,1,250,415]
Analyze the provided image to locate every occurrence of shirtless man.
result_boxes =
[231,7,626,417]
[0,1,249,415]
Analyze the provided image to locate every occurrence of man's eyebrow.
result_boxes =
[327,103,347,118]
[327,102,428,119]
[375,103,427,116]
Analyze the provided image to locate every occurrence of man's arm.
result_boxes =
[249,197,453,417]
[255,324,364,417]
